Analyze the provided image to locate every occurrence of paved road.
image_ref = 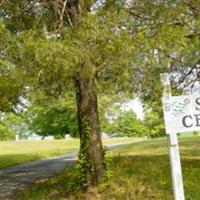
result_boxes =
[0,142,135,200]
[0,152,77,200]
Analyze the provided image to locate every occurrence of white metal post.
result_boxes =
[161,73,185,200]
[168,133,185,200]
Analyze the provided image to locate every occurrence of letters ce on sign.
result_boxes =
[163,95,200,134]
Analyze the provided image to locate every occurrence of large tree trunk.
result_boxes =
[74,77,104,187]
[67,0,104,187]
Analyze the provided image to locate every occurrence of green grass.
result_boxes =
[111,136,200,159]
[0,137,139,169]
[16,136,200,200]
[110,136,200,200]
[0,139,79,169]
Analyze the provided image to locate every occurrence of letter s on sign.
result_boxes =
[195,97,200,111]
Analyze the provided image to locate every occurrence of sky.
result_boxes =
[121,98,144,119]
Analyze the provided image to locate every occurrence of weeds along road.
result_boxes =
[0,142,135,200]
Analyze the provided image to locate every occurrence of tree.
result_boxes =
[1,0,133,187]
[103,109,148,137]
[26,93,78,138]
[114,0,200,132]
[123,0,200,97]
[115,110,148,137]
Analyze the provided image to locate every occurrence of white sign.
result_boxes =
[163,94,200,134]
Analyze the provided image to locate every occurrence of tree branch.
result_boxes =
[0,0,8,7]
[180,0,200,15]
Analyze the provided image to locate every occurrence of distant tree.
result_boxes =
[144,110,165,138]
[26,93,78,138]
[0,122,14,141]
[103,109,148,137]
[0,112,28,141]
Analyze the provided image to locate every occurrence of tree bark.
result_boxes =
[74,76,104,187]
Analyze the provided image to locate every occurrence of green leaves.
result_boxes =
[0,112,28,141]
[113,110,147,137]
[26,93,78,138]
[102,109,148,137]
[144,110,165,138]
[0,21,25,111]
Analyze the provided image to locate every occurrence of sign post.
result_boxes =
[161,73,185,200]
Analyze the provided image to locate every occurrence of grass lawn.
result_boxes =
[0,137,140,169]
[0,139,79,169]
[17,135,200,200]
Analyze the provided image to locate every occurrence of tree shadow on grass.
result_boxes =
[111,154,200,200]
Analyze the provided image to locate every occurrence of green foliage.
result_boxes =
[1,1,42,32]
[11,12,134,97]
[103,148,112,180]
[0,21,24,111]
[103,109,148,137]
[75,117,91,187]
[142,100,166,138]
[0,112,28,141]
[115,110,148,137]
[1,0,200,115]
[0,76,23,111]
[103,0,200,107]
[0,123,14,141]
[27,93,78,138]
[144,111,165,138]
[102,103,165,138]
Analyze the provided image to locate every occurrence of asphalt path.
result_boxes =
[0,142,134,200]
